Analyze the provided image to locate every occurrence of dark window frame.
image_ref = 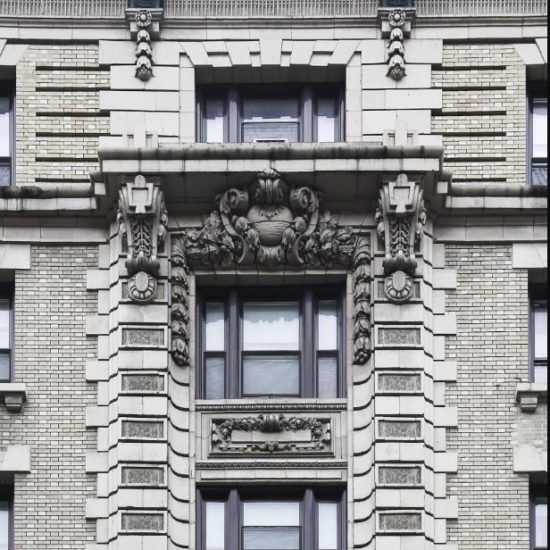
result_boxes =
[197,286,346,400]
[529,284,547,383]
[0,84,14,187]
[197,486,346,550]
[530,483,548,550]
[0,485,13,550]
[197,83,345,144]
[0,283,14,382]
[527,83,548,187]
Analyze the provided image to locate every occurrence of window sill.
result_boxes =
[516,382,547,413]
[0,383,27,413]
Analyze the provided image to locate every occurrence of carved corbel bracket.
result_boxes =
[127,8,162,81]
[382,9,411,81]
[117,175,168,304]
[375,174,426,303]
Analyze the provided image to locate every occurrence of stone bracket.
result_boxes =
[0,383,27,413]
[380,8,412,81]
[126,8,163,81]
[516,382,548,412]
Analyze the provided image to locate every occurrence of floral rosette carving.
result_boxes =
[386,9,407,81]
[134,9,154,81]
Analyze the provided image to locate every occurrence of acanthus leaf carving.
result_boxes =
[118,175,167,304]
[375,173,426,304]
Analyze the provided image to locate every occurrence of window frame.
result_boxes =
[530,483,548,550]
[197,84,345,144]
[529,284,547,383]
[196,486,346,550]
[0,86,14,188]
[197,286,346,400]
[0,284,14,383]
[527,84,548,187]
[0,485,13,550]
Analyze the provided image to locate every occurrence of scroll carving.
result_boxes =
[117,175,168,304]
[375,174,426,304]
[170,169,372,366]
[211,414,331,455]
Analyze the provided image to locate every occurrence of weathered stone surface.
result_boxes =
[121,328,164,347]
[377,327,421,346]
[378,420,421,439]
[378,373,421,392]
[121,420,164,439]
[379,512,422,531]
[121,374,165,392]
[121,512,164,531]
[121,466,165,486]
[378,465,422,486]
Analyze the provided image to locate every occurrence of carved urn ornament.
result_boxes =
[375,174,426,303]
[386,9,407,81]
[118,175,168,304]
[134,9,154,81]
[170,168,373,367]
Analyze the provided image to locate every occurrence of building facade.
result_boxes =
[0,0,547,549]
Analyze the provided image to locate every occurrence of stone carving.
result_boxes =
[121,420,164,439]
[379,512,422,531]
[170,170,372,366]
[121,327,164,347]
[211,414,331,455]
[121,466,165,486]
[375,174,426,303]
[121,513,164,532]
[117,175,168,304]
[170,235,191,367]
[377,327,421,347]
[378,419,421,439]
[378,465,422,486]
[386,9,407,80]
[134,9,154,81]
[121,374,165,392]
[378,373,421,392]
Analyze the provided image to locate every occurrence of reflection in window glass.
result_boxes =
[243,356,300,396]
[318,301,337,350]
[205,357,225,400]
[205,501,225,550]
[206,302,225,351]
[205,98,225,143]
[533,99,548,159]
[534,304,547,359]
[318,357,338,399]
[0,300,9,349]
[316,97,337,143]
[243,302,300,351]
[535,499,548,547]
[0,97,10,158]
[242,97,300,143]
[318,502,338,550]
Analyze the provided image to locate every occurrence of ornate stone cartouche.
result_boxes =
[117,175,168,304]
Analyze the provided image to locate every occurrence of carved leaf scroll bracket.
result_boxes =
[118,175,168,304]
[170,169,372,366]
[375,174,426,304]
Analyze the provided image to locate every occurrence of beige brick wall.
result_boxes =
[15,45,109,186]
[445,244,530,549]
[432,43,527,184]
[0,246,98,549]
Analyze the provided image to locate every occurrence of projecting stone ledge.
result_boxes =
[0,383,27,412]
[516,382,547,413]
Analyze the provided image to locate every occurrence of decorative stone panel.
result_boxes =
[121,326,165,348]
[377,418,422,440]
[378,511,423,532]
[377,464,422,486]
[121,465,166,487]
[376,372,422,393]
[120,372,166,393]
[376,326,422,347]
[120,512,165,532]
[121,419,165,440]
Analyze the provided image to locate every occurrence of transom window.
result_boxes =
[530,286,547,384]
[0,287,13,382]
[198,85,344,144]
[198,287,344,399]
[529,90,547,186]
[199,488,345,550]
[0,90,13,187]
[532,485,548,550]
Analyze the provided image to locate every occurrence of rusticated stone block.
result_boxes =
[121,466,165,486]
[378,419,422,439]
[378,465,422,486]
[121,373,165,393]
[121,512,164,532]
[121,420,164,439]
[121,327,164,347]
[378,373,421,392]
[379,512,422,531]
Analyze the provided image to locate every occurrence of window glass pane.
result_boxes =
[243,302,299,351]
[318,502,338,550]
[316,97,337,143]
[242,527,300,550]
[0,501,8,550]
[243,98,299,121]
[534,304,547,359]
[206,501,225,550]
[533,99,548,158]
[318,357,338,399]
[243,501,300,526]
[535,501,548,547]
[206,302,225,351]
[205,98,225,143]
[0,299,10,349]
[242,121,299,143]
[317,300,338,350]
[0,354,9,382]
[205,357,225,399]
[0,163,9,187]
[534,362,547,384]
[532,163,548,187]
[0,97,10,157]
[242,355,299,396]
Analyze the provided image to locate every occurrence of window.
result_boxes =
[530,286,547,384]
[0,90,13,187]
[0,287,13,382]
[199,287,344,399]
[198,488,345,550]
[0,486,12,550]
[529,89,547,186]
[198,85,344,144]
[531,485,548,550]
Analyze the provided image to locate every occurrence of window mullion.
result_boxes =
[228,290,239,398]
[302,86,314,143]
[303,488,315,550]
[228,88,239,143]
[303,290,314,398]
